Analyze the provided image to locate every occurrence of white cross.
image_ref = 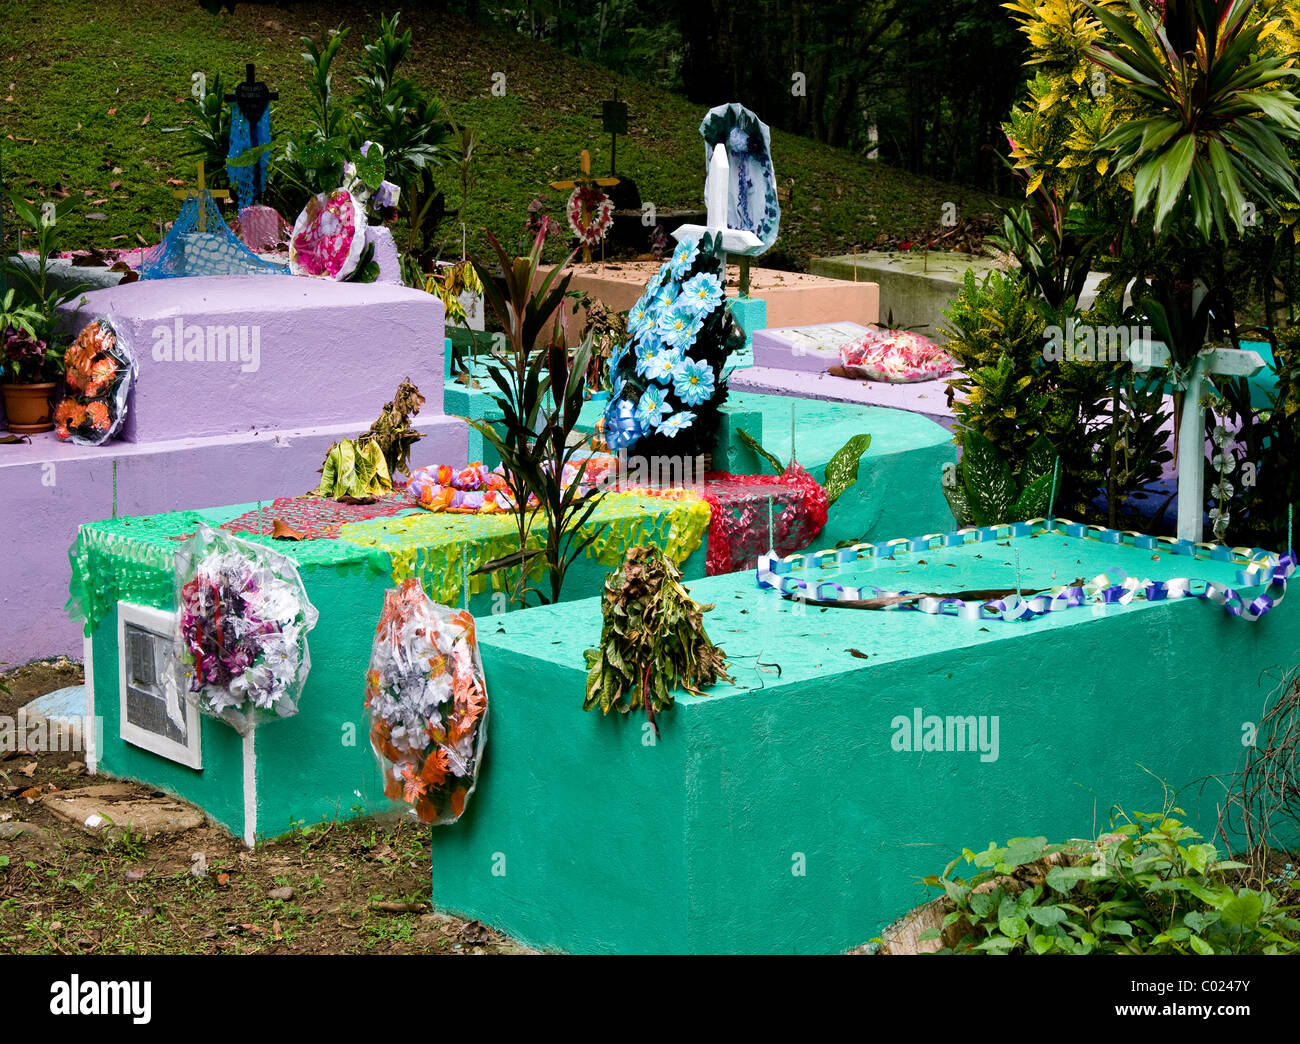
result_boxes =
[1128,339,1265,541]
[673,143,764,256]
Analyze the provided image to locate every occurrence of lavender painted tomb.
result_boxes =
[732,322,958,429]
[0,274,465,665]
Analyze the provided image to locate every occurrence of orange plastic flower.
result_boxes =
[371,719,404,764]
[420,746,450,788]
[382,768,404,801]
[85,401,110,430]
[414,793,440,823]
[400,763,428,804]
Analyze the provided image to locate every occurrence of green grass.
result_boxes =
[0,0,1005,270]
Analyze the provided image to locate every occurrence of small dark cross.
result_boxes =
[224,63,278,126]
[595,87,628,177]
[224,63,278,204]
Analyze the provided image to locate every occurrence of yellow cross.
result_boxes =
[173,162,230,233]
[550,149,619,262]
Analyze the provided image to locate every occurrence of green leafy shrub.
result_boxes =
[943,269,1110,517]
[920,808,1300,954]
[943,431,1060,527]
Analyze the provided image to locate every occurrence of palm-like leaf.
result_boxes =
[1087,0,1300,236]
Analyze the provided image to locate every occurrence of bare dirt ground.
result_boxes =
[0,660,530,955]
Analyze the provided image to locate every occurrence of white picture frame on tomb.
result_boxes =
[116,602,202,770]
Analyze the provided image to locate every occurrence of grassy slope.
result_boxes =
[0,0,1004,270]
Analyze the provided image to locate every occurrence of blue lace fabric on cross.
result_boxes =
[226,107,271,210]
[140,191,289,279]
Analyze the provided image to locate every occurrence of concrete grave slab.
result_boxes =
[42,783,204,838]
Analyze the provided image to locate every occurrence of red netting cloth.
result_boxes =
[220,494,412,540]
[641,462,828,575]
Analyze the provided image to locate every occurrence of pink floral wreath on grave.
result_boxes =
[567,185,614,246]
[289,188,366,279]
[839,329,956,383]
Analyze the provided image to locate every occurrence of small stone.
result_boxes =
[267,886,294,902]
[0,821,41,840]
[67,762,85,774]
[124,867,146,882]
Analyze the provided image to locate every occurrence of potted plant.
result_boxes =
[3,191,86,432]
[0,290,63,432]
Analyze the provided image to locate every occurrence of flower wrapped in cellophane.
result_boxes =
[365,578,488,825]
[55,316,137,445]
[172,525,319,735]
[838,329,956,383]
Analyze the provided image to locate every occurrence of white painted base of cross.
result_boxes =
[673,143,764,257]
[1128,340,1265,542]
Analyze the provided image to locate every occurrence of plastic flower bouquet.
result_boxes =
[172,525,319,735]
[365,578,489,825]
[55,317,136,445]
[288,188,366,279]
[838,328,956,383]
[600,231,742,459]
[406,461,516,513]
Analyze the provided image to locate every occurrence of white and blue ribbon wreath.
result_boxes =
[755,518,1294,624]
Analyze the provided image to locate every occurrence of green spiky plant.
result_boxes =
[467,228,606,607]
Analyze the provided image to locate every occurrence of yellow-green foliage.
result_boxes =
[1002,0,1133,197]
[1004,0,1300,229]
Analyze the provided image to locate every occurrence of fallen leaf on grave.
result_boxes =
[19,762,36,777]
[83,189,95,197]
[90,198,107,205]
[124,867,146,882]
[107,107,117,116]
[136,233,148,246]
[165,178,185,186]
[273,919,283,941]
[85,212,107,221]
[271,519,307,541]
[19,786,43,801]
[216,872,230,886]
[140,113,150,126]
[108,180,121,191]
[846,648,870,659]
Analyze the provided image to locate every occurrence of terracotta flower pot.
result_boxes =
[2,381,58,434]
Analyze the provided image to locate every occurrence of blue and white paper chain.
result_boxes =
[755,518,1295,624]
